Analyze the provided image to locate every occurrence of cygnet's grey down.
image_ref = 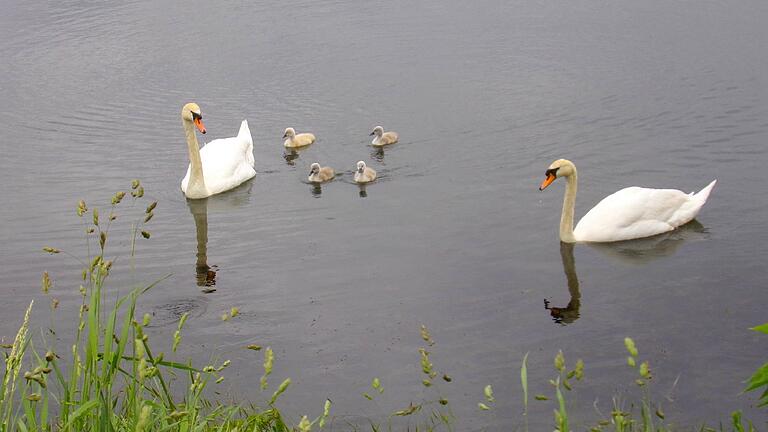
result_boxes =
[283,127,316,148]
[354,161,377,183]
[308,162,335,183]
[370,126,398,146]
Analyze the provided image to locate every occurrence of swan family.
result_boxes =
[179,103,716,243]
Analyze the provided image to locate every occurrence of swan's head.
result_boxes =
[539,159,576,191]
[370,126,384,137]
[181,102,206,134]
[356,161,367,173]
[309,162,320,175]
[283,127,296,139]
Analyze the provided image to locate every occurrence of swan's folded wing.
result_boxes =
[198,136,255,194]
[574,187,690,242]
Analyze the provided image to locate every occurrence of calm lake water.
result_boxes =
[2,0,768,429]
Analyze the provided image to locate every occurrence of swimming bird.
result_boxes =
[354,161,377,184]
[539,159,716,243]
[283,127,316,148]
[180,103,256,199]
[370,126,398,146]
[308,162,335,183]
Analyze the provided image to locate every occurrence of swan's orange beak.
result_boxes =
[194,117,206,134]
[539,173,556,191]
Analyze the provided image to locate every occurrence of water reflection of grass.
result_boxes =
[0,183,762,431]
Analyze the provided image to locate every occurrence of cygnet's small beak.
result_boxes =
[194,118,206,134]
[283,133,288,138]
[369,131,375,136]
[539,173,556,191]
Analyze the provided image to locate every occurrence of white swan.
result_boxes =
[354,161,377,183]
[180,103,256,199]
[539,159,716,243]
[370,126,398,146]
[308,162,335,183]
[283,127,316,148]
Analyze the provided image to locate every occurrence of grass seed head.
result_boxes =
[41,271,51,293]
[484,384,495,402]
[297,415,311,432]
[420,324,435,346]
[111,191,126,205]
[77,200,88,216]
[639,361,651,379]
[624,337,638,357]
[574,359,584,380]
[555,350,565,372]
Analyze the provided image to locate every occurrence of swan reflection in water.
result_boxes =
[185,181,254,292]
[586,220,708,265]
[544,220,709,324]
[545,242,581,325]
[187,198,217,292]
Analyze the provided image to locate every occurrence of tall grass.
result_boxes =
[0,182,323,431]
[1,181,764,431]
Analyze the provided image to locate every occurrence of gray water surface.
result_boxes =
[2,0,768,429]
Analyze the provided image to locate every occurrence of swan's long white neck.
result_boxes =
[560,168,578,243]
[183,119,207,197]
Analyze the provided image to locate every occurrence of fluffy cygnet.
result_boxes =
[354,160,377,183]
[283,127,316,148]
[370,126,398,146]
[308,162,335,183]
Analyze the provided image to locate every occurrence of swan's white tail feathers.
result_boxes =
[238,119,255,168]
[670,179,716,227]
[694,179,717,206]
[238,120,252,145]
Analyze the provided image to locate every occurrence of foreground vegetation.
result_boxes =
[0,182,764,431]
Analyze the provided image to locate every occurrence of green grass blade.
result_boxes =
[61,399,99,432]
[521,351,529,415]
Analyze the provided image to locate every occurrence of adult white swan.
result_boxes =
[180,103,256,199]
[539,159,716,243]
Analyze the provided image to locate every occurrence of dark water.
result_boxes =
[2,0,768,429]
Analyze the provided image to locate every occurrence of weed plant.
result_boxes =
[0,181,764,431]
[0,181,331,431]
